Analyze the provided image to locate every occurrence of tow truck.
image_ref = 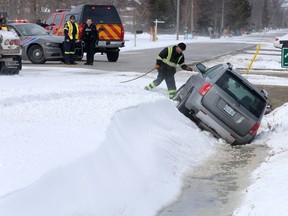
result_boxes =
[0,12,22,75]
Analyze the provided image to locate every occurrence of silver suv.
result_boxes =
[174,62,267,145]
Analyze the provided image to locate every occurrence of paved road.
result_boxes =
[23,42,255,73]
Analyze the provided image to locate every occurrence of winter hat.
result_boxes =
[177,42,186,51]
[70,15,76,20]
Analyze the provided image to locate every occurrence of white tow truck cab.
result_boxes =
[0,27,22,75]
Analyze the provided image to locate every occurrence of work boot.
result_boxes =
[145,82,156,91]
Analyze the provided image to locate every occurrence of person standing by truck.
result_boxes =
[82,18,98,65]
[63,15,79,64]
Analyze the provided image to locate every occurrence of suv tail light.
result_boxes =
[199,83,212,96]
[249,122,260,136]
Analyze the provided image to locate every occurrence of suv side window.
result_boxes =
[54,14,62,25]
[45,15,53,25]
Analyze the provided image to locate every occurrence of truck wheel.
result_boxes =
[9,70,20,75]
[27,45,46,64]
[107,51,119,62]
[75,42,84,61]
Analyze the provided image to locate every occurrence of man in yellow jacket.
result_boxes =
[145,42,192,99]
[63,15,79,64]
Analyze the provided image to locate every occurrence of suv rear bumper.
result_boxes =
[195,110,236,144]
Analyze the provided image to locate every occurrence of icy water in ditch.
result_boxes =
[157,143,269,216]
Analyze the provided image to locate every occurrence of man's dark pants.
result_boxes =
[64,39,76,64]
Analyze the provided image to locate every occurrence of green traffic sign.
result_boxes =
[281,47,288,68]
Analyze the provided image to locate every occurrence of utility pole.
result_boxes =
[191,0,194,33]
[133,0,136,47]
[132,0,141,47]
[176,0,180,40]
[221,0,224,30]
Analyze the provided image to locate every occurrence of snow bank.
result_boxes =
[233,103,288,215]
[0,99,215,216]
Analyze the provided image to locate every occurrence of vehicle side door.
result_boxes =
[53,13,64,35]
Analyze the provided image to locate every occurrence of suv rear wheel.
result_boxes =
[177,87,194,118]
[173,84,185,102]
[107,51,119,62]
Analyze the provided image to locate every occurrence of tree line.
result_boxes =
[0,0,287,36]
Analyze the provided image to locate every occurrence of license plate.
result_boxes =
[0,49,20,55]
[98,41,106,45]
[223,104,236,117]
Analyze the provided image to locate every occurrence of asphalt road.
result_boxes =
[23,42,255,73]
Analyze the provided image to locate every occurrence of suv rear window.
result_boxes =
[82,5,121,24]
[216,71,266,118]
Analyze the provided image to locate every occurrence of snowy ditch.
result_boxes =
[157,143,269,216]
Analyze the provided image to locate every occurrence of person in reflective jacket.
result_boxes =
[63,15,79,65]
[82,18,98,65]
[145,42,193,99]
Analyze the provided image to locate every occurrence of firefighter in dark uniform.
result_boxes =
[63,15,79,64]
[82,18,98,65]
[145,42,192,98]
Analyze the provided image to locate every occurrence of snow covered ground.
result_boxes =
[0,31,288,215]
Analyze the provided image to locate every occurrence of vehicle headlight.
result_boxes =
[44,42,59,47]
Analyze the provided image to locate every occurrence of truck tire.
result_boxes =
[8,70,20,75]
[107,51,119,62]
[75,42,84,61]
[27,45,46,64]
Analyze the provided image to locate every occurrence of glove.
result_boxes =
[186,66,193,71]
[154,64,160,70]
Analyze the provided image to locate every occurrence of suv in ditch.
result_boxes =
[44,4,125,62]
[174,62,268,145]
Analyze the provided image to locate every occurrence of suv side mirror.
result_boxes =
[196,63,206,73]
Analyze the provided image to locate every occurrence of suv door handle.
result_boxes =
[99,27,106,31]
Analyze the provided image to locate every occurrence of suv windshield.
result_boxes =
[216,71,266,118]
[82,5,121,24]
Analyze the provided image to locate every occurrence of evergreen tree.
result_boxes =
[226,0,252,33]
[196,0,214,35]
[148,0,175,32]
